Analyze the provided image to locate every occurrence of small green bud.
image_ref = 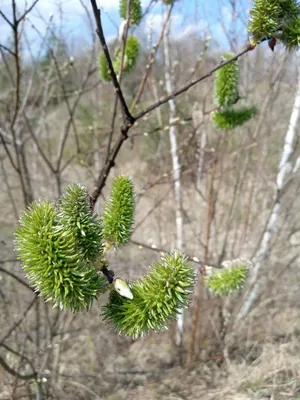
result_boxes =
[113,278,133,299]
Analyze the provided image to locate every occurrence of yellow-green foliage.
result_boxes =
[103,251,196,337]
[214,53,239,109]
[98,36,140,82]
[102,176,135,247]
[119,0,142,25]
[99,52,111,82]
[248,0,300,49]
[212,106,258,130]
[15,189,107,312]
[204,262,249,296]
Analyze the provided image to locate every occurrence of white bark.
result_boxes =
[163,18,184,346]
[238,66,300,319]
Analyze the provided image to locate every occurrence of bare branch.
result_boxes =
[0,10,13,28]
[0,355,37,381]
[0,296,37,345]
[130,2,174,113]
[0,266,35,292]
[134,46,252,121]
[130,239,221,269]
[17,0,40,24]
[90,0,135,125]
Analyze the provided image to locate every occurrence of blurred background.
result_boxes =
[1,0,300,399]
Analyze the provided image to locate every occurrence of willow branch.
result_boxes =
[90,0,134,125]
[134,46,252,121]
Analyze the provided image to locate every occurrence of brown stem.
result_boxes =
[130,3,173,113]
[186,156,217,366]
[90,0,134,125]
[134,47,252,121]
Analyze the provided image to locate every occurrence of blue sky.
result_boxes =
[0,0,250,55]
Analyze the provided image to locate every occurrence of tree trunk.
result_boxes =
[238,65,300,320]
[163,15,184,347]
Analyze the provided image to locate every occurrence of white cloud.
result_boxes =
[221,5,232,24]
[0,0,92,45]
[145,12,208,40]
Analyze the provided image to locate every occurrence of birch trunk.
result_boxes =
[238,65,300,320]
[163,17,184,346]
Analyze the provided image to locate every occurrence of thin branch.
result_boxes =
[91,123,132,204]
[133,187,172,233]
[50,49,81,158]
[0,43,15,56]
[0,355,37,381]
[134,46,252,121]
[130,2,174,113]
[0,296,37,345]
[0,130,19,172]
[130,239,221,269]
[0,266,34,292]
[1,343,37,377]
[89,0,256,202]
[17,0,40,23]
[105,0,132,160]
[90,0,134,125]
[0,10,13,28]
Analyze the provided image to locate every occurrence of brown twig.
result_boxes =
[130,2,174,113]
[17,0,39,23]
[0,355,37,381]
[105,0,132,162]
[0,266,34,292]
[130,239,221,269]
[186,155,218,365]
[89,0,255,203]
[0,296,37,345]
[90,0,134,125]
